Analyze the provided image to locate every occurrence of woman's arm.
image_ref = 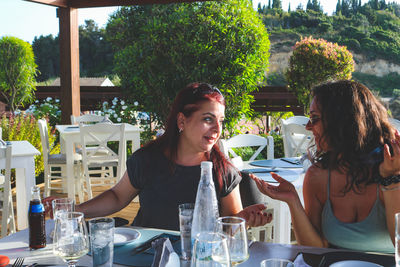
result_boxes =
[76,171,139,218]
[379,131,400,244]
[220,186,272,227]
[251,170,329,247]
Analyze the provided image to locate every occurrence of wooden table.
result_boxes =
[56,123,142,200]
[0,141,40,230]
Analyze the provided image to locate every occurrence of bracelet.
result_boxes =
[381,184,400,192]
[373,164,400,186]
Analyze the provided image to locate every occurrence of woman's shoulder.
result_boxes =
[304,164,329,192]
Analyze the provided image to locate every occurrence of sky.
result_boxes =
[0,0,397,44]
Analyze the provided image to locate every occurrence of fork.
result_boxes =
[12,257,24,267]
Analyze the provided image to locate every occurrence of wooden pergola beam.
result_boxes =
[25,0,208,7]
[24,0,68,8]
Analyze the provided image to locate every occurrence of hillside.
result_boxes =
[261,2,400,97]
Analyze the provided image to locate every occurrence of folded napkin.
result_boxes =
[113,229,181,267]
[151,238,180,267]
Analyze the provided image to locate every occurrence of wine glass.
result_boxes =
[217,216,249,266]
[191,232,231,267]
[53,211,89,267]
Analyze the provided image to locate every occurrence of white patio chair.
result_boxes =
[38,119,85,202]
[389,118,400,132]
[79,123,126,199]
[281,116,314,158]
[220,134,274,169]
[71,114,109,125]
[220,134,274,242]
[0,141,16,237]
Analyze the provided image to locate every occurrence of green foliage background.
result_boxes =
[0,36,37,112]
[0,114,60,183]
[106,0,270,135]
[286,36,354,109]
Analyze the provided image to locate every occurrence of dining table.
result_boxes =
[0,141,40,230]
[55,123,142,200]
[1,219,394,267]
[241,157,306,244]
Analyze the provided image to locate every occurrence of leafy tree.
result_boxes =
[0,36,38,112]
[106,1,270,135]
[32,34,59,82]
[79,20,113,77]
[285,36,354,110]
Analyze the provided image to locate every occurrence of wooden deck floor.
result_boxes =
[7,183,140,233]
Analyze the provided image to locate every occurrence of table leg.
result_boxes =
[15,157,35,230]
[65,140,75,200]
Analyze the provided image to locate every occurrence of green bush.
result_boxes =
[0,114,59,183]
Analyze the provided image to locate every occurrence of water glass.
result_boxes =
[89,217,115,267]
[191,232,230,267]
[260,259,294,267]
[179,203,194,260]
[52,198,75,219]
[396,213,400,267]
[217,216,248,266]
[53,211,89,267]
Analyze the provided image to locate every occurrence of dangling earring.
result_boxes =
[179,128,183,133]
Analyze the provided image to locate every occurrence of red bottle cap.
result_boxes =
[0,255,9,267]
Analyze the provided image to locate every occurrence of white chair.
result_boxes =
[389,118,400,132]
[38,119,84,202]
[71,114,108,125]
[80,123,126,199]
[220,134,274,169]
[281,116,314,158]
[0,141,16,237]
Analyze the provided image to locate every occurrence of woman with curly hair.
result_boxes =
[252,80,399,253]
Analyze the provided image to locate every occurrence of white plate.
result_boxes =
[330,260,383,267]
[114,228,141,246]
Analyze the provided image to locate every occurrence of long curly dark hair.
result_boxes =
[145,82,231,191]
[312,80,395,192]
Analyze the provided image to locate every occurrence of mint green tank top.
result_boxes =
[321,170,394,253]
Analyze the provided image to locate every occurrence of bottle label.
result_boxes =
[29,204,44,213]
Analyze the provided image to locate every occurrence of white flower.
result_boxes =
[117,118,121,122]
[55,99,60,103]
[46,97,52,101]
[112,105,115,109]
[120,100,125,105]
[134,101,139,106]
[122,105,127,110]
[114,114,118,118]
[103,101,108,106]
[35,100,39,103]
[113,97,118,101]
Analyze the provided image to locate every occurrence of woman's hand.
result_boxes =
[236,204,272,228]
[250,172,299,205]
[380,131,400,178]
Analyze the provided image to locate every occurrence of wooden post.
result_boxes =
[58,7,80,124]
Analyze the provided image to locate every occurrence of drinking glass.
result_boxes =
[178,203,194,260]
[52,198,75,219]
[217,216,248,266]
[260,259,294,267]
[396,212,400,267]
[89,217,115,267]
[53,211,89,267]
[191,232,230,267]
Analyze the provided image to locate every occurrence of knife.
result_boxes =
[280,158,301,165]
[131,233,164,255]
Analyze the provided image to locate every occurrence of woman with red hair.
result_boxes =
[77,82,272,230]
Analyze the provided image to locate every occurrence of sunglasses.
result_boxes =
[193,83,224,98]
